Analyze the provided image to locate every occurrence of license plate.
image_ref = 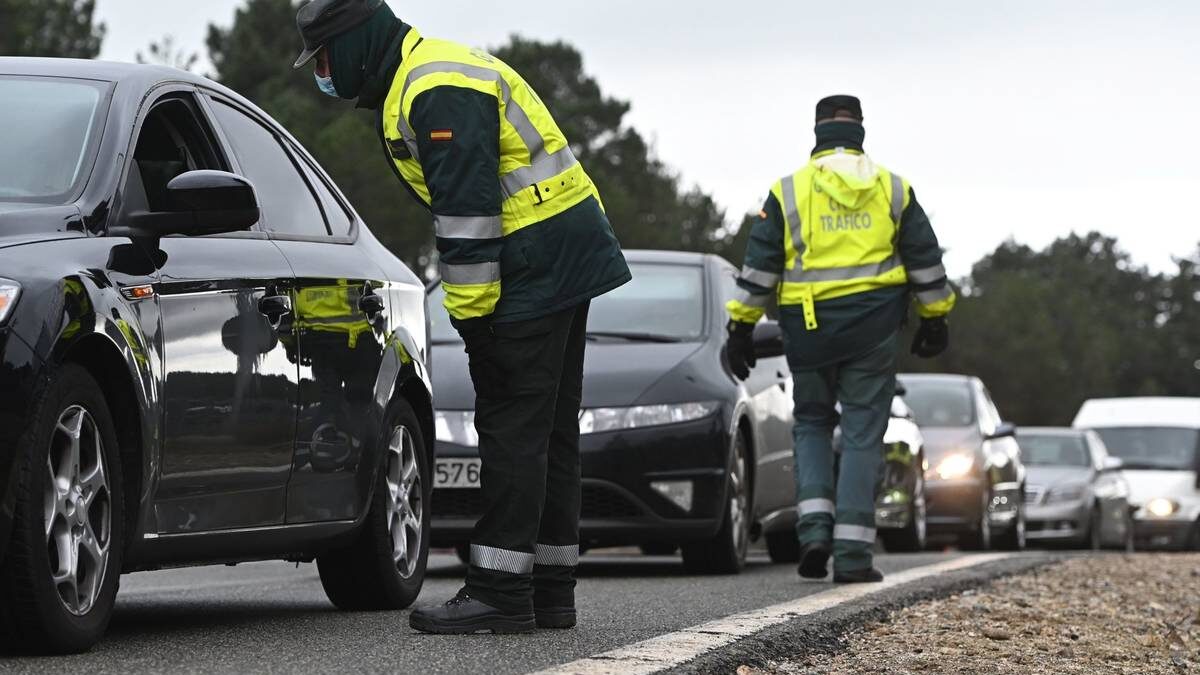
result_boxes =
[435,458,481,489]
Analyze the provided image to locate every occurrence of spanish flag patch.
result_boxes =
[430,129,454,142]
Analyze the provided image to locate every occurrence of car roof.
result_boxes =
[0,57,251,108]
[623,249,717,266]
[1073,397,1200,430]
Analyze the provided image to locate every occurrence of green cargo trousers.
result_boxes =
[791,332,897,573]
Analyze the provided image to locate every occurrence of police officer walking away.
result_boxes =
[292,0,630,632]
[725,96,955,583]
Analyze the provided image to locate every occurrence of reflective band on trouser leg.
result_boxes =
[439,261,501,285]
[739,265,781,290]
[434,214,503,240]
[471,544,536,575]
[534,543,579,567]
[889,173,904,224]
[799,498,835,516]
[907,263,947,285]
[833,524,877,543]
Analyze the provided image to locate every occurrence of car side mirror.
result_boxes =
[894,381,907,397]
[987,421,1017,440]
[752,320,784,359]
[1101,456,1124,472]
[111,170,259,238]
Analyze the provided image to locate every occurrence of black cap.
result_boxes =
[815,95,863,124]
[292,0,386,69]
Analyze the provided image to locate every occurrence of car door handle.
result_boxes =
[359,293,385,318]
[258,294,292,327]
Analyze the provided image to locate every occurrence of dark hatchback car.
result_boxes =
[898,374,1027,550]
[428,250,797,574]
[0,59,434,653]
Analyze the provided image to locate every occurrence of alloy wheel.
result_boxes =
[385,425,423,579]
[912,473,928,548]
[728,434,749,561]
[43,405,111,616]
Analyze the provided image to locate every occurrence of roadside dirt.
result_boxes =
[748,554,1200,675]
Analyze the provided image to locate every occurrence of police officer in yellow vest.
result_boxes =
[293,0,630,633]
[725,96,955,583]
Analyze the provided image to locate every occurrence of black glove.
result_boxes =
[725,321,757,381]
[911,317,949,358]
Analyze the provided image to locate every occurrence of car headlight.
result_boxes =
[1045,483,1088,503]
[0,280,20,324]
[1145,498,1180,518]
[578,401,720,435]
[435,410,478,447]
[928,453,974,481]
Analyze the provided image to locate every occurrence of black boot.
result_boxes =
[833,567,884,584]
[798,541,832,579]
[409,590,535,634]
[535,606,576,629]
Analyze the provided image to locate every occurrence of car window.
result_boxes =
[1017,433,1090,467]
[1092,427,1200,471]
[0,76,109,204]
[589,262,707,340]
[209,100,329,237]
[900,379,975,427]
[290,142,353,236]
[127,96,227,214]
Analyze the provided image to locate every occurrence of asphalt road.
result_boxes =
[1,548,1040,674]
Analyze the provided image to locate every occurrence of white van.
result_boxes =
[1073,397,1200,550]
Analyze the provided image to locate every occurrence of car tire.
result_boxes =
[1083,505,1102,551]
[880,470,927,553]
[765,529,801,563]
[958,490,993,551]
[994,492,1026,551]
[1189,520,1200,552]
[681,431,750,575]
[317,398,430,610]
[0,364,124,655]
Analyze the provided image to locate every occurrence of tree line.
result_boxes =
[4,0,1197,425]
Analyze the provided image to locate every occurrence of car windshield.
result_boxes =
[1092,427,1199,471]
[428,261,706,343]
[899,379,975,427]
[0,76,108,203]
[1018,433,1091,467]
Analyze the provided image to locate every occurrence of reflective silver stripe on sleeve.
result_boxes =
[799,498,836,516]
[739,265,781,289]
[434,214,503,240]
[916,285,954,306]
[439,261,501,285]
[889,172,904,224]
[499,146,579,198]
[734,289,769,308]
[534,543,579,567]
[908,264,947,284]
[470,544,535,574]
[784,254,903,284]
[833,524,877,543]
[780,174,805,260]
[396,114,421,162]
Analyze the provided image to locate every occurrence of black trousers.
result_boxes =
[464,302,589,613]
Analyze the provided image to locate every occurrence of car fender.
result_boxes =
[361,324,434,503]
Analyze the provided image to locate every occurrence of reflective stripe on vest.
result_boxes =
[434,214,503,240]
[908,263,947,284]
[395,60,581,199]
[740,264,781,289]
[439,260,501,285]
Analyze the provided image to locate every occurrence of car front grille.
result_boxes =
[433,484,645,519]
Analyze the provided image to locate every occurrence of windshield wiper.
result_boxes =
[586,331,683,343]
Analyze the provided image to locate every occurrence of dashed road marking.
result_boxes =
[534,553,1015,675]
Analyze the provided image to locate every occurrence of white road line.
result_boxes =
[535,553,1015,675]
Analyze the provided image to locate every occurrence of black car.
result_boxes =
[0,59,434,653]
[898,373,1027,550]
[428,250,797,574]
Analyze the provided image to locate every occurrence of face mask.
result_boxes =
[314,73,338,98]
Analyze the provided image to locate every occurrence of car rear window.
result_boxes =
[588,263,706,340]
[0,76,108,203]
[1018,433,1090,467]
[1093,427,1199,471]
[900,379,976,427]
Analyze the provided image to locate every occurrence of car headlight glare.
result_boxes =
[434,410,478,447]
[1145,498,1179,518]
[1045,483,1087,503]
[579,401,720,435]
[929,453,974,481]
[0,280,21,324]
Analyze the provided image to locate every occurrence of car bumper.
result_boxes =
[1025,501,1090,542]
[1133,518,1194,550]
[0,329,43,566]
[431,413,732,547]
[924,477,1021,532]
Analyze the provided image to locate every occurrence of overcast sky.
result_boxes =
[94,0,1200,276]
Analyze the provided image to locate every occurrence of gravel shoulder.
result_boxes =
[757,553,1200,675]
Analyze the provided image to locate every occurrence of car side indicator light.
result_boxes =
[120,284,156,301]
